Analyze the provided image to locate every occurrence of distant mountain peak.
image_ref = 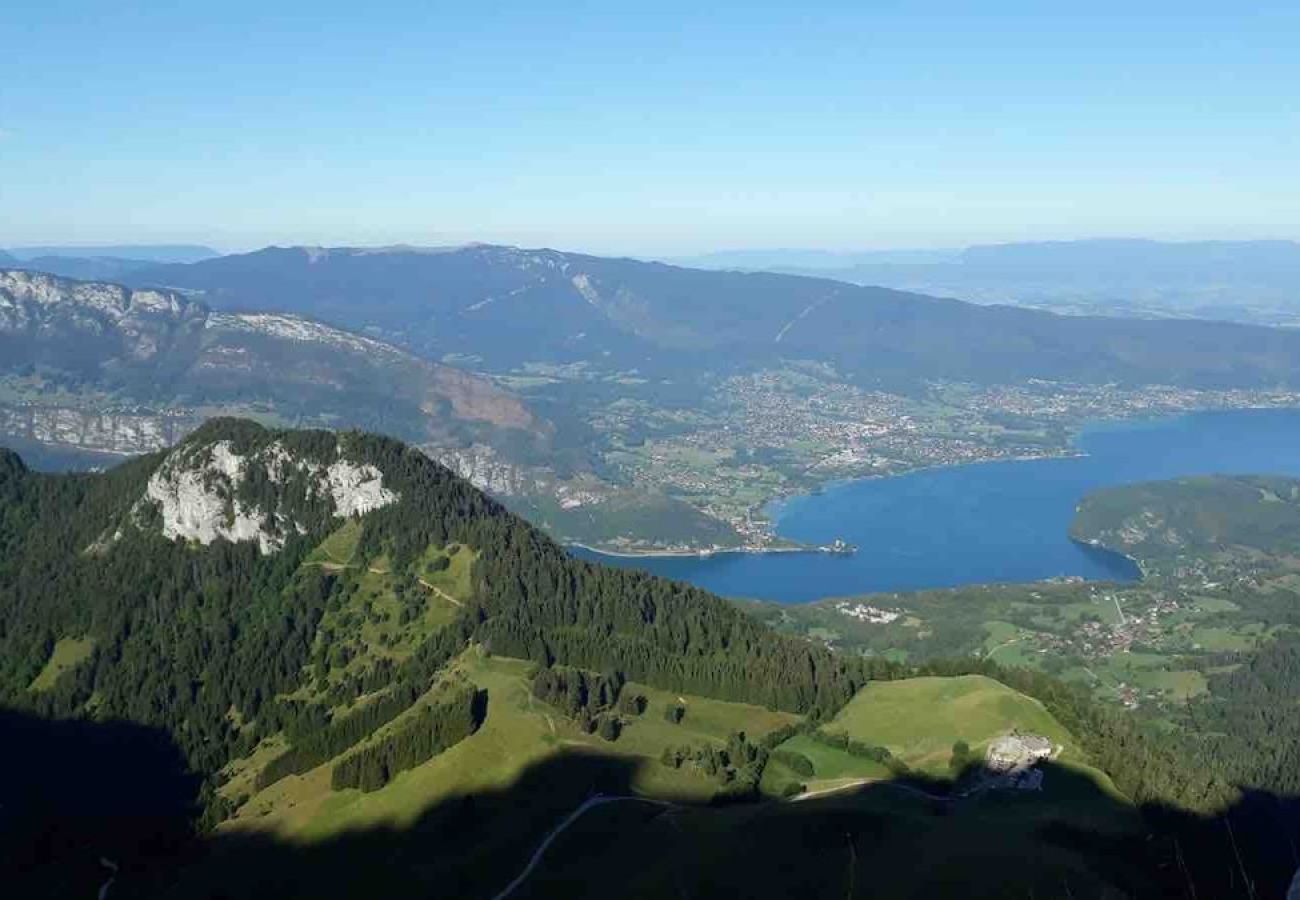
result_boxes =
[7,244,219,264]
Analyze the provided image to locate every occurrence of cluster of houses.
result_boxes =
[833,601,902,624]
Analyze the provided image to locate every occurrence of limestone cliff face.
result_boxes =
[0,268,550,464]
[139,438,398,554]
[0,405,198,455]
[426,443,545,496]
[427,443,609,512]
[0,269,206,363]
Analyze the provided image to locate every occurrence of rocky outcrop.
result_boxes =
[140,439,398,554]
[427,444,545,496]
[207,312,409,361]
[0,269,206,364]
[0,405,197,455]
[321,458,399,518]
[0,269,549,464]
[146,442,277,551]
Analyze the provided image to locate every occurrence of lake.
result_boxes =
[571,408,1300,602]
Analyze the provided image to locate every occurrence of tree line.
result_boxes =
[331,685,487,792]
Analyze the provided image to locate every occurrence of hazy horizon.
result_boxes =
[6,235,1300,265]
[4,2,1298,254]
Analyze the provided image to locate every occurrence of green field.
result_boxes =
[823,675,1080,774]
[416,542,477,601]
[224,648,801,841]
[187,666,1148,898]
[521,760,1146,900]
[776,733,891,783]
[305,519,362,567]
[617,680,799,751]
[750,559,1298,718]
[1191,625,1258,652]
[210,659,1140,897]
[28,636,95,692]
[1142,669,1208,701]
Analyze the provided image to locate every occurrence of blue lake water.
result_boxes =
[571,408,1300,602]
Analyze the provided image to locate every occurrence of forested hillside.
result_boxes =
[1073,474,1300,573]
[0,420,868,812]
[3,421,1297,898]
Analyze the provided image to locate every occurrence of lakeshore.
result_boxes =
[571,409,1300,603]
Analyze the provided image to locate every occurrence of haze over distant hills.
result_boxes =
[670,247,962,270]
[127,242,1300,389]
[6,244,220,264]
[677,239,1300,326]
[1,244,223,283]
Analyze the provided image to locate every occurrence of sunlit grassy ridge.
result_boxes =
[221,647,803,841]
[826,675,1076,773]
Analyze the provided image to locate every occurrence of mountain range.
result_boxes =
[125,243,1300,388]
[696,239,1300,325]
[0,269,548,466]
[1,245,221,282]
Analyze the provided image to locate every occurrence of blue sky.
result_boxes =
[2,2,1297,254]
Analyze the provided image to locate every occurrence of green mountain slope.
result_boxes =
[3,422,1297,898]
[1071,474,1300,574]
[130,243,1300,388]
[0,419,867,780]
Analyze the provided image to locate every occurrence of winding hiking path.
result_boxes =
[306,561,463,606]
[984,637,1020,661]
[492,794,673,900]
[496,776,958,897]
[417,577,462,607]
[792,778,951,805]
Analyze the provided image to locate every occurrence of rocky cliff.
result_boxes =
[137,436,398,554]
[0,268,548,464]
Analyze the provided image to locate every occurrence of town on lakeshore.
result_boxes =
[574,373,1300,553]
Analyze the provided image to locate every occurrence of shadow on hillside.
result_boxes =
[4,707,1299,899]
[0,706,199,899]
[155,759,1300,899]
